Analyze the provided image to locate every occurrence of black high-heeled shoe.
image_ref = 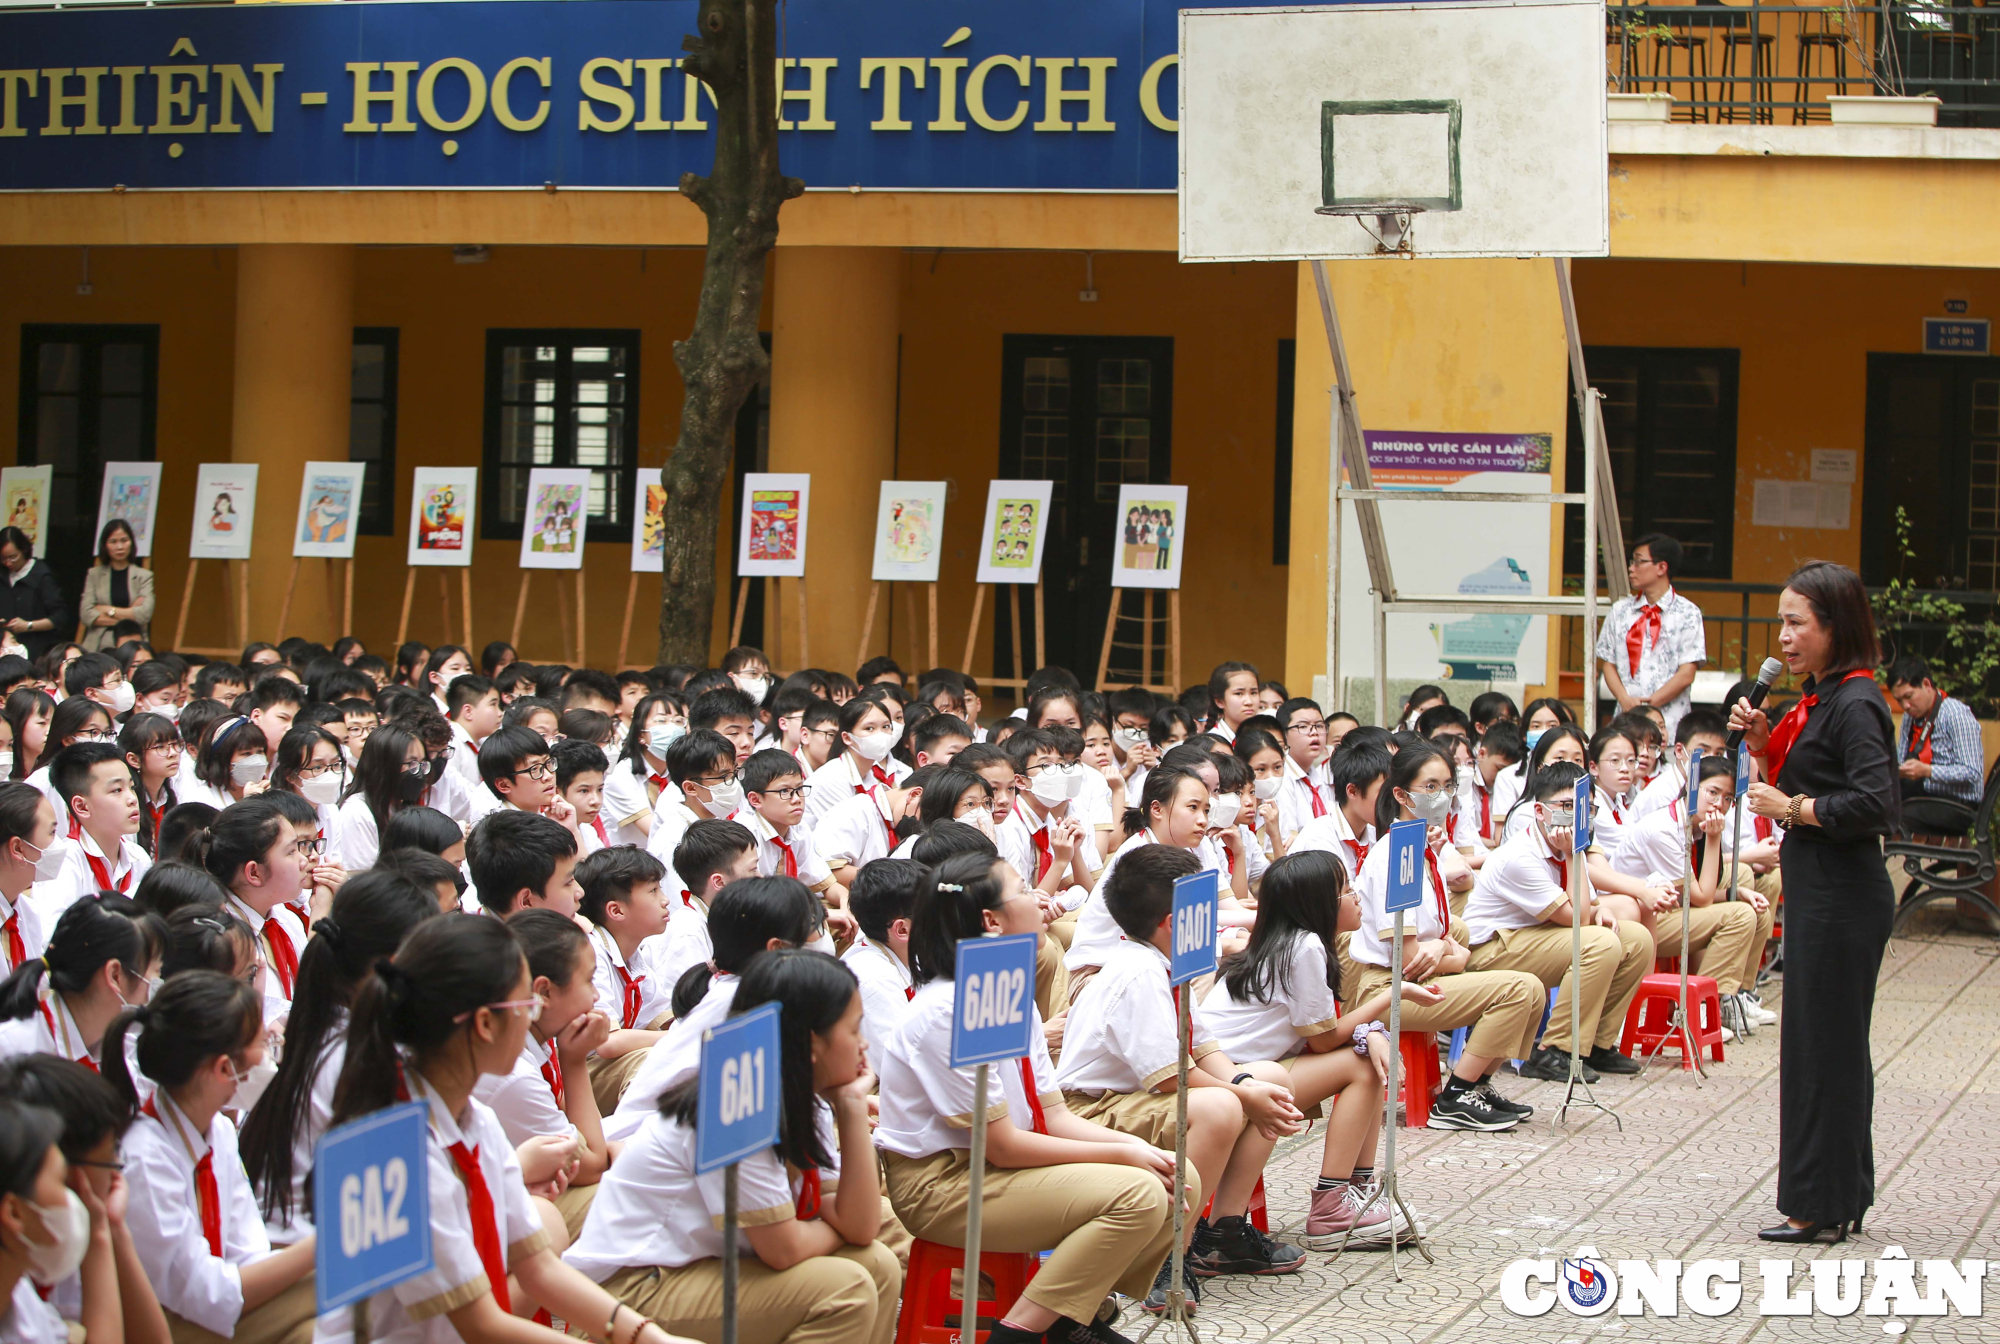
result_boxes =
[1759,1220,1848,1244]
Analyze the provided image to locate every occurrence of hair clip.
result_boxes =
[938,882,964,893]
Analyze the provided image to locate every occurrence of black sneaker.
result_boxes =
[1517,1047,1597,1084]
[1426,1085,1519,1131]
[1140,1255,1202,1315]
[1584,1045,1642,1075]
[1051,1313,1133,1344]
[988,1323,1052,1344]
[1474,1080,1534,1118]
[1188,1216,1307,1277]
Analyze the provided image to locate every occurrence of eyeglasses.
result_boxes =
[763,784,812,802]
[513,761,555,782]
[296,762,342,779]
[697,770,739,788]
[1286,721,1326,735]
[298,837,326,860]
[72,1157,124,1173]
[803,727,839,741]
[456,995,544,1025]
[399,760,431,776]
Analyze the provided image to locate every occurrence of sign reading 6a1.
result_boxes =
[697,1002,782,1174]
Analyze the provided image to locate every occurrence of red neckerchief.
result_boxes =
[65,814,81,843]
[591,814,609,847]
[144,789,167,839]
[539,1046,564,1108]
[1753,812,1773,842]
[398,1072,510,1313]
[1765,669,1874,782]
[1909,692,1945,765]
[612,959,645,1031]
[1428,845,1450,932]
[869,763,895,789]
[1477,784,1493,840]
[647,772,670,796]
[770,831,799,880]
[1,905,22,970]
[1019,1058,1048,1135]
[1302,773,1327,819]
[286,898,314,934]
[794,1167,821,1220]
[260,913,300,996]
[1029,823,1053,884]
[36,997,95,1071]
[1546,849,1569,892]
[680,889,704,912]
[1626,592,1669,676]
[84,840,131,894]
[1345,837,1369,875]
[143,1097,221,1256]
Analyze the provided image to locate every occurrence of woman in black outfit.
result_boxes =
[1730,561,1898,1244]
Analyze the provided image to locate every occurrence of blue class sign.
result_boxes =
[1169,868,1218,987]
[1687,747,1703,815]
[696,1001,782,1174]
[1384,817,1427,914]
[1924,318,1991,355]
[950,932,1037,1068]
[313,1101,433,1315]
[1572,775,1592,855]
[1735,746,1751,799]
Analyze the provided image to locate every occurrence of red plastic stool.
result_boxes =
[894,1239,1040,1344]
[1398,1030,1441,1128]
[1620,972,1726,1068]
[1198,1175,1270,1232]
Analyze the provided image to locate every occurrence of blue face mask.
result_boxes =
[1524,729,1546,750]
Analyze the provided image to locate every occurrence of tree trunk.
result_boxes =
[655,0,802,666]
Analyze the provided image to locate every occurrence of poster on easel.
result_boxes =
[631,468,666,573]
[408,467,477,567]
[291,462,366,559]
[189,464,258,560]
[519,467,590,570]
[974,479,1054,584]
[0,466,53,552]
[95,461,164,557]
[1110,484,1188,590]
[736,473,810,578]
[870,481,946,583]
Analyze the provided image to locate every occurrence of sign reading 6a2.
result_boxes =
[314,1101,433,1314]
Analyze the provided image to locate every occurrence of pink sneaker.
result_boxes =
[1301,1184,1409,1250]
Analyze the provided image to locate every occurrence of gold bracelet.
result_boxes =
[1785,795,1805,828]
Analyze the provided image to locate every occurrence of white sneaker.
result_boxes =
[1743,999,1778,1026]
[1718,1025,1737,1044]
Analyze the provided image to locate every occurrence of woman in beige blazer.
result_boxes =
[79,518,154,650]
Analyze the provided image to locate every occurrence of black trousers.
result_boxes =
[1898,789,1976,837]
[1777,836,1893,1225]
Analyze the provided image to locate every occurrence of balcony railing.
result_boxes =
[1607,1,2000,127]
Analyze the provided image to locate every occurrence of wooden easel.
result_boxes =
[1095,587,1183,694]
[171,558,252,656]
[960,582,1042,699]
[277,557,358,646]
[855,581,940,677]
[395,566,474,651]
[617,573,646,669]
[727,573,811,673]
[511,568,587,666]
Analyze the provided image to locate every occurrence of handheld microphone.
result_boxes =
[1726,657,1786,751]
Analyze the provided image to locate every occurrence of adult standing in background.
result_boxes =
[78,519,154,652]
[1885,656,1986,835]
[1597,532,1707,738]
[0,527,67,663]
[1730,560,1897,1244]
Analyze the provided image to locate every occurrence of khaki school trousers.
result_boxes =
[1347,962,1547,1066]
[1654,901,1760,995]
[603,1242,901,1344]
[1047,910,1079,951]
[1467,920,1653,1053]
[1035,930,1069,1024]
[552,1179,599,1242]
[167,1276,317,1344]
[588,1047,652,1115]
[884,1148,1179,1323]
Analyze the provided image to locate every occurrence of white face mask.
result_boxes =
[300,773,343,807]
[850,731,895,762]
[232,754,269,786]
[230,1058,278,1114]
[20,1188,89,1287]
[703,780,744,816]
[1029,766,1073,809]
[1114,727,1147,753]
[1253,776,1283,801]
[1207,792,1242,830]
[0,751,12,778]
[1403,788,1453,827]
[153,701,180,722]
[805,931,837,958]
[107,681,135,715]
[964,808,996,839]
[735,675,770,702]
[23,837,62,882]
[646,724,685,758]
[886,720,906,747]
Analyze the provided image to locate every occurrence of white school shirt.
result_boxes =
[0,889,47,974]
[446,721,481,787]
[1348,835,1455,970]
[472,1033,580,1149]
[1611,803,1691,888]
[0,1274,65,1344]
[998,804,1103,909]
[328,793,381,871]
[604,974,738,1143]
[1054,939,1218,1095]
[34,829,149,924]
[1070,767,1115,831]
[1288,808,1376,883]
[1201,932,1344,1065]
[1464,825,1575,947]
[590,925,671,1032]
[565,1104,836,1278]
[422,768,477,827]
[23,766,61,821]
[1452,770,1500,849]
[1277,755,1333,844]
[740,808,832,889]
[226,892,305,1024]
[802,753,907,829]
[1062,830,1154,973]
[0,989,144,1089]
[643,797,708,867]
[1717,800,1785,861]
[651,893,713,996]
[124,1092,272,1337]
[875,977,1061,1160]
[1490,765,1526,828]
[840,936,913,1066]
[1632,761,1686,821]
[462,783,506,827]
[599,763,657,844]
[812,788,897,873]
[268,1014,346,1246]
[1592,788,1635,856]
[1221,822,1268,888]
[312,1071,547,1344]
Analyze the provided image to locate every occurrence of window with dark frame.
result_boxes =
[1274,339,1295,566]
[350,328,399,537]
[480,330,639,542]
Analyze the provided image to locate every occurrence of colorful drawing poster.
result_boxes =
[974,479,1055,585]
[0,466,53,551]
[408,467,477,567]
[1111,484,1188,591]
[870,481,947,583]
[189,464,258,560]
[519,467,590,570]
[630,469,666,573]
[95,461,164,557]
[292,462,366,558]
[736,473,810,578]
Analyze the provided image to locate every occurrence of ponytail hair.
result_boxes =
[198,795,292,893]
[330,913,525,1129]
[102,969,260,1110]
[0,893,165,1023]
[242,868,439,1225]
[1124,764,1202,838]
[667,875,817,1016]
[906,851,1013,986]
[160,904,255,979]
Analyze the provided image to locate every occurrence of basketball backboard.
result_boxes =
[1179,0,1609,262]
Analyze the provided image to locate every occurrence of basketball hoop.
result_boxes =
[1312,201,1428,255]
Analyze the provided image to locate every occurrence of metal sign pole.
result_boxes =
[1133,990,1200,1343]
[1557,787,1620,1128]
[964,1063,989,1336]
[721,1166,739,1344]
[1679,752,1706,1081]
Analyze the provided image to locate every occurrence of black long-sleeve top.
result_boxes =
[0,560,68,662]
[1774,669,1901,843]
